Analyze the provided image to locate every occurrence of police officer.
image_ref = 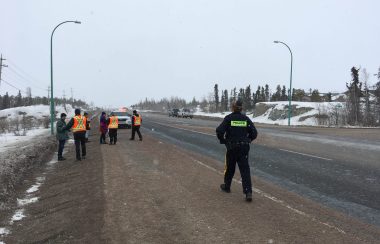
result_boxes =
[216,100,258,202]
[64,108,87,161]
[107,112,118,145]
[130,110,142,141]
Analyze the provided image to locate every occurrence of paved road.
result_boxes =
[142,113,380,226]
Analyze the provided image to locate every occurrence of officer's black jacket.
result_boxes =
[216,111,258,144]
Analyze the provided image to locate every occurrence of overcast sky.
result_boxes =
[1,0,379,107]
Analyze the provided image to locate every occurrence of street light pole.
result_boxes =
[50,20,81,135]
[274,41,293,126]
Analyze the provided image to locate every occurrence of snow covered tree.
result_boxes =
[310,89,322,102]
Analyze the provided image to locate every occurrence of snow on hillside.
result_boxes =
[0,104,74,120]
[194,102,345,126]
[253,102,344,126]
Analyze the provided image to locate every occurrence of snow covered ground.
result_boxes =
[0,104,74,120]
[194,102,345,126]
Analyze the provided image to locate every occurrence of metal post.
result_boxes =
[274,41,293,126]
[50,20,81,135]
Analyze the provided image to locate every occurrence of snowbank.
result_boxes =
[0,104,74,120]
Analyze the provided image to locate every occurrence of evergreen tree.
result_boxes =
[310,89,322,102]
[223,89,229,111]
[325,92,332,102]
[261,86,265,102]
[214,84,219,112]
[244,85,252,111]
[281,85,288,101]
[264,84,270,102]
[15,90,23,107]
[255,86,261,102]
[2,92,10,109]
[346,67,363,125]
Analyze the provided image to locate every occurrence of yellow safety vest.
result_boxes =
[108,116,118,129]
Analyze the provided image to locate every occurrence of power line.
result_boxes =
[6,58,45,86]
[2,73,46,91]
[7,66,46,90]
[0,79,26,94]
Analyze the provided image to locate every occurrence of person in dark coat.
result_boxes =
[64,108,87,161]
[216,100,258,202]
[99,112,108,144]
[130,110,142,141]
[56,113,69,161]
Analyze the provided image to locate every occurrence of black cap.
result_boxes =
[75,108,81,115]
[84,112,88,116]
[133,110,137,114]
[60,113,67,118]
[235,100,243,107]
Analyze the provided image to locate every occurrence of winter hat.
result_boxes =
[133,110,137,114]
[75,108,81,115]
[101,111,106,115]
[84,112,88,116]
[61,113,67,118]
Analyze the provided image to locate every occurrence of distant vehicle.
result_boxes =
[179,108,193,119]
[168,108,180,117]
[111,111,132,128]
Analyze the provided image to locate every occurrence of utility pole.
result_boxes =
[0,54,8,91]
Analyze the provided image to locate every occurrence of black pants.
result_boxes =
[100,132,106,143]
[224,144,252,194]
[58,140,66,159]
[74,132,86,159]
[131,126,142,140]
[109,129,118,144]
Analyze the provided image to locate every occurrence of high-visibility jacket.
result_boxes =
[133,115,141,126]
[108,116,118,129]
[72,115,87,133]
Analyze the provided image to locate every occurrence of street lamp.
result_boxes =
[274,40,293,126]
[50,20,81,135]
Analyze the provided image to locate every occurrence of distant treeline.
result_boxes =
[0,90,89,111]
[134,66,380,126]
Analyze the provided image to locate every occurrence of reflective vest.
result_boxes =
[108,116,118,129]
[133,115,141,126]
[72,115,87,133]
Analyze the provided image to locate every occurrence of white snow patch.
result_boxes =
[17,197,38,207]
[26,182,42,194]
[0,128,49,152]
[10,209,25,223]
[0,241,6,244]
[0,227,10,236]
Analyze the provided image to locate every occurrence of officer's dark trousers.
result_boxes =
[100,133,106,144]
[109,129,118,144]
[74,131,86,159]
[58,140,66,159]
[131,126,142,140]
[224,144,252,194]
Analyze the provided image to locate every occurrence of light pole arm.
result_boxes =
[50,20,81,135]
[274,40,293,126]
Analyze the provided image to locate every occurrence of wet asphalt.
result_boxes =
[141,113,380,227]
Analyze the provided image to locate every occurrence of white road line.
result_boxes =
[151,121,215,137]
[152,122,334,161]
[191,158,347,235]
[279,148,333,161]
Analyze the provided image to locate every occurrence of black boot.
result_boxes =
[245,192,252,202]
[220,184,231,193]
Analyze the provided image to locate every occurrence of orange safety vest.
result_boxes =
[133,115,141,126]
[108,116,118,129]
[72,115,87,133]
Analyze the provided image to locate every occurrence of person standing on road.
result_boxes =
[56,113,69,161]
[107,112,118,145]
[99,112,108,144]
[84,112,91,142]
[216,100,258,202]
[64,108,87,161]
[130,110,142,141]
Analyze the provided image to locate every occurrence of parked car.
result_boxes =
[179,108,193,119]
[168,108,180,117]
[111,111,132,128]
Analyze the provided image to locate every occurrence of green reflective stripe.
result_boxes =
[231,120,247,127]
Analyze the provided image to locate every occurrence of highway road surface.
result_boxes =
[1,112,380,243]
